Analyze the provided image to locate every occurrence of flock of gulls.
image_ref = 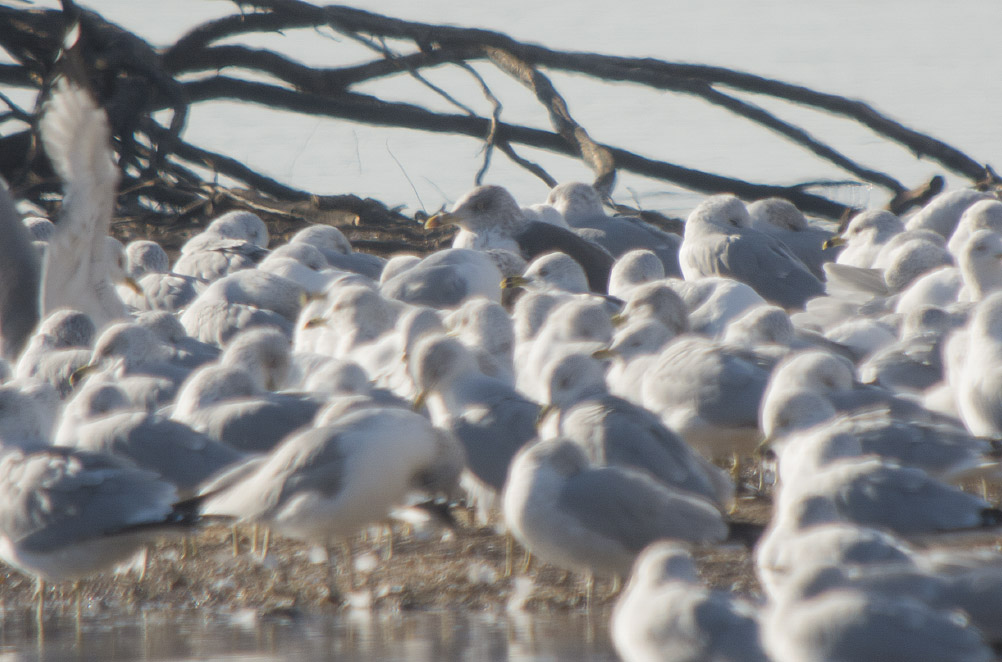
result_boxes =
[5,80,1002,661]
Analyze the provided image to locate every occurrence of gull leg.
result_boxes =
[341,540,356,590]
[260,528,271,560]
[521,548,533,574]
[231,524,240,557]
[504,533,514,578]
[35,577,45,638]
[609,574,621,596]
[137,547,149,583]
[384,524,394,561]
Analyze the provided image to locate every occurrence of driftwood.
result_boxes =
[0,0,997,253]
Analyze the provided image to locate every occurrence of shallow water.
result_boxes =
[9,1,1002,217]
[0,610,617,661]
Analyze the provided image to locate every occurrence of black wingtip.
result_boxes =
[726,520,766,548]
[981,508,1002,528]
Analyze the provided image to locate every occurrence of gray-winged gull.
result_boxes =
[607,249,666,299]
[905,187,992,238]
[948,199,1002,254]
[502,436,728,580]
[199,407,463,586]
[546,181,682,277]
[380,247,502,309]
[680,195,824,309]
[539,352,734,509]
[0,177,40,361]
[425,185,615,293]
[65,411,244,496]
[612,542,769,662]
[762,585,993,662]
[641,334,773,462]
[171,363,321,453]
[410,334,538,520]
[0,444,205,619]
[747,197,837,278]
[829,209,904,268]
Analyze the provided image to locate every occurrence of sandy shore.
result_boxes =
[0,494,772,620]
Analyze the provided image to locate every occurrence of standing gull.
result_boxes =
[200,407,464,586]
[502,436,728,580]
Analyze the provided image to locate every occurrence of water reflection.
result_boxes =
[0,609,617,661]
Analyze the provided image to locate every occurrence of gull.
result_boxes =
[772,458,1002,538]
[747,197,837,278]
[379,247,503,309]
[669,276,766,337]
[170,363,321,454]
[0,178,40,360]
[539,352,735,510]
[502,436,729,580]
[37,80,129,331]
[956,290,1002,436]
[775,556,1002,646]
[287,223,385,281]
[410,334,538,521]
[754,521,917,600]
[762,585,993,662]
[179,269,301,346]
[679,195,824,309]
[119,239,200,313]
[65,410,245,496]
[948,199,1002,255]
[443,298,516,383]
[0,444,205,621]
[905,187,992,238]
[641,334,773,463]
[612,542,769,662]
[607,249,666,299]
[199,407,464,587]
[425,185,615,293]
[546,182,682,277]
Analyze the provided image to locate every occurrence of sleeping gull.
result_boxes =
[747,197,837,278]
[679,195,824,309]
[546,181,682,277]
[607,249,666,299]
[905,187,992,238]
[425,185,615,293]
[762,584,993,662]
[947,198,1002,255]
[171,362,321,453]
[380,247,503,309]
[956,291,1002,436]
[612,542,769,662]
